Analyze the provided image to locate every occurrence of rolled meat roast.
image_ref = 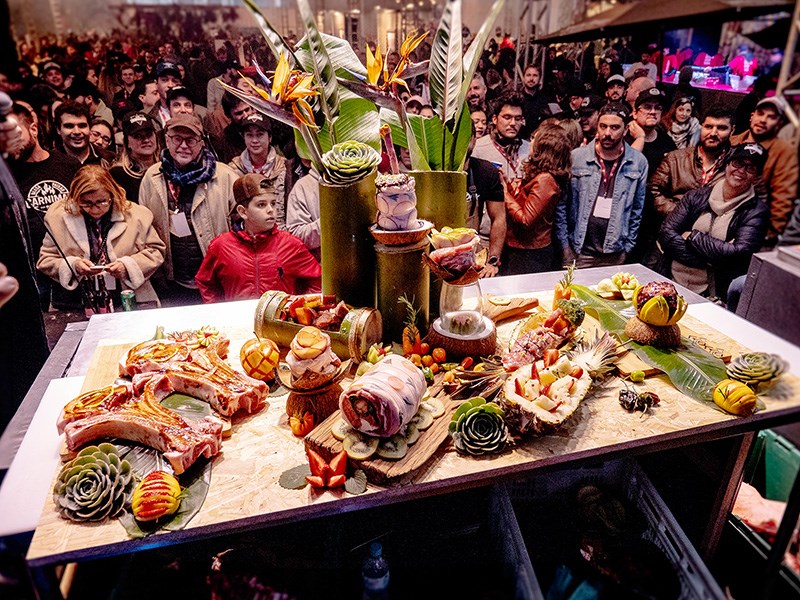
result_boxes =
[339,355,426,437]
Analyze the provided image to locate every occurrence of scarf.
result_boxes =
[668,117,699,149]
[671,181,754,296]
[239,147,279,179]
[160,147,217,186]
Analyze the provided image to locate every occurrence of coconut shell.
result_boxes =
[422,248,487,285]
[285,383,343,422]
[624,317,681,348]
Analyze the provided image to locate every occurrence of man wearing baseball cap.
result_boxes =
[228,112,288,227]
[138,113,238,306]
[195,172,320,303]
[604,74,626,103]
[730,96,798,247]
[40,61,65,94]
[578,95,605,144]
[660,142,770,301]
[150,60,183,127]
[556,102,648,268]
[626,87,677,266]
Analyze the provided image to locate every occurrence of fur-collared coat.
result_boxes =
[36,200,166,305]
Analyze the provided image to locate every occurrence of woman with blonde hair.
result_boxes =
[37,164,166,310]
[110,111,161,203]
[499,127,573,274]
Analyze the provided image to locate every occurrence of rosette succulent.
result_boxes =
[449,397,510,456]
[321,141,381,185]
[53,443,134,522]
[633,281,687,327]
[727,352,788,388]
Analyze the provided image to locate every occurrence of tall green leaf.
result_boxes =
[428,0,463,125]
[572,285,727,403]
[296,0,340,128]
[331,97,381,152]
[380,108,431,171]
[242,0,300,67]
[446,103,474,171]
[297,32,367,79]
[408,115,446,170]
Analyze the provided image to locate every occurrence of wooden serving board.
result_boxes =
[304,378,459,485]
[483,294,540,323]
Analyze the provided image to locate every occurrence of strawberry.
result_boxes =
[305,475,326,488]
[569,366,584,379]
[544,349,560,368]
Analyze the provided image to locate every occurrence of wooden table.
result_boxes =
[6,265,800,598]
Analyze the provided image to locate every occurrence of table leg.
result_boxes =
[700,431,755,560]
[28,564,64,600]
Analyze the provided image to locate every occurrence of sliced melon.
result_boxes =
[498,362,592,435]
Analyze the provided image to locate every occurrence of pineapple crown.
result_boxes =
[568,331,618,380]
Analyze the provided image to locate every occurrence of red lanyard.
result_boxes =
[167,180,182,212]
[596,145,622,194]
[492,138,521,177]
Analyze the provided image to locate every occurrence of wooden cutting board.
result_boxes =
[483,294,540,323]
[304,377,459,485]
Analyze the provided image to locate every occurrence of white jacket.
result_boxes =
[285,170,321,262]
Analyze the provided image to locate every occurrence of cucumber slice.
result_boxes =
[342,432,379,460]
[404,423,421,445]
[376,434,408,460]
[410,408,434,430]
[331,418,354,441]
[420,398,445,418]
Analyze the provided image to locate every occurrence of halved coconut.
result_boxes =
[499,361,592,435]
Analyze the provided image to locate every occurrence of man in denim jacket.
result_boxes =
[556,103,648,268]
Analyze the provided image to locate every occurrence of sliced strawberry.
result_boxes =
[514,377,525,396]
[305,475,326,488]
[544,349,560,368]
[306,448,330,478]
[541,382,552,398]
[327,474,346,488]
[569,366,584,378]
[329,450,348,477]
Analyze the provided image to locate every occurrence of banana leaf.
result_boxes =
[118,455,212,538]
[572,285,727,403]
[428,0,463,126]
[296,0,339,128]
[160,393,211,421]
[297,32,367,80]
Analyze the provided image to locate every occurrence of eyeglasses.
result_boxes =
[729,159,758,174]
[90,131,112,144]
[166,133,201,148]
[79,198,111,209]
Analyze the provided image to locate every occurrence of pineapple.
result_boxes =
[498,331,618,435]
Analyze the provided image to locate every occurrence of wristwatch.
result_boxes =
[487,255,501,267]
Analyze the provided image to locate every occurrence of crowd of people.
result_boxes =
[0,27,798,324]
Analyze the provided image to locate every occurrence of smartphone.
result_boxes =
[87,265,107,274]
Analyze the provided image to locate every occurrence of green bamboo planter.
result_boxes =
[319,170,377,309]
[375,239,430,344]
[410,170,468,318]
[411,170,468,229]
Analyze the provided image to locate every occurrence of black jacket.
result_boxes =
[659,185,769,296]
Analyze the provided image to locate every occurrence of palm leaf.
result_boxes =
[445,103,474,171]
[572,285,726,403]
[242,0,300,68]
[428,0,463,125]
[330,97,381,152]
[296,0,340,127]
[408,115,446,170]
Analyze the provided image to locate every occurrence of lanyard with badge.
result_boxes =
[166,178,192,237]
[593,144,621,220]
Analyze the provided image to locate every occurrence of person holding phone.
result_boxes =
[37,164,166,309]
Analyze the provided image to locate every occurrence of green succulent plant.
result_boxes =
[449,397,510,456]
[727,352,788,388]
[53,443,134,522]
[321,141,381,185]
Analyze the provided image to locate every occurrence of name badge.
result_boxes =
[170,211,192,237]
[103,273,117,290]
[593,196,613,220]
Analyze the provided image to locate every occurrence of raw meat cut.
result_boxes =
[58,375,223,474]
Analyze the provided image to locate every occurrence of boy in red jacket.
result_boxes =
[195,173,321,302]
